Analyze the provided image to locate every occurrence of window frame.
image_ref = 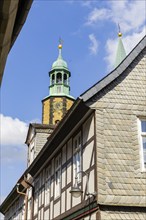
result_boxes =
[56,72,62,83]
[73,132,82,183]
[45,166,51,206]
[34,178,39,215]
[138,118,146,171]
[54,154,61,199]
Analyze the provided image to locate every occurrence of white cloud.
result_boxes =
[86,8,110,25]
[86,0,145,33]
[105,38,118,70]
[89,33,98,55]
[81,0,94,7]
[0,114,28,163]
[104,27,145,70]
[1,114,28,146]
[124,27,146,54]
[109,0,146,33]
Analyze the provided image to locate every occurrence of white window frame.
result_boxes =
[45,166,51,206]
[138,118,146,171]
[34,178,39,215]
[73,132,82,183]
[28,141,35,165]
[55,154,61,198]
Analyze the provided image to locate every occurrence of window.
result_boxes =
[55,155,61,198]
[52,74,55,85]
[56,72,62,83]
[45,166,51,206]
[73,133,82,183]
[30,145,34,164]
[64,74,67,85]
[139,119,146,171]
[34,178,39,215]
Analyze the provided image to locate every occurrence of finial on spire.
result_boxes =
[118,23,122,37]
[114,24,126,68]
[58,37,63,49]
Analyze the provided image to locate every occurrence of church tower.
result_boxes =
[42,42,75,125]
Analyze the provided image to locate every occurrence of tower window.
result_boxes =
[64,74,67,85]
[52,74,55,85]
[56,72,62,83]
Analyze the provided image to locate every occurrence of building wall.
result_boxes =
[28,128,53,166]
[66,99,74,111]
[100,209,146,220]
[42,97,74,125]
[4,196,25,220]
[30,113,96,220]
[35,132,50,155]
[90,48,146,207]
[42,98,51,124]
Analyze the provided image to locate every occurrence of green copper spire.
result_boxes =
[52,43,68,70]
[48,42,73,99]
[114,32,126,68]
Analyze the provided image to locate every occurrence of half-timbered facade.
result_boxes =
[1,100,98,219]
[30,110,97,220]
[1,36,146,219]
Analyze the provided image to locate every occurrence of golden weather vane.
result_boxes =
[58,37,64,49]
[118,23,122,37]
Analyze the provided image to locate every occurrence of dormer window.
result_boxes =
[56,72,62,83]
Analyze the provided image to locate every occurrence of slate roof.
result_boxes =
[80,35,146,102]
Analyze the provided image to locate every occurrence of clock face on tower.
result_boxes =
[53,101,63,110]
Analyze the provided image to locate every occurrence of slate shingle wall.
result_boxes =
[100,210,146,220]
[92,48,146,207]
[36,132,50,155]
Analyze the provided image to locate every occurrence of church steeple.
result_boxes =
[42,42,75,125]
[49,42,72,98]
[114,29,126,68]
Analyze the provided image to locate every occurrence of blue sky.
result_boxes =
[0,0,145,209]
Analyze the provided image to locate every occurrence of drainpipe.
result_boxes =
[16,183,28,220]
